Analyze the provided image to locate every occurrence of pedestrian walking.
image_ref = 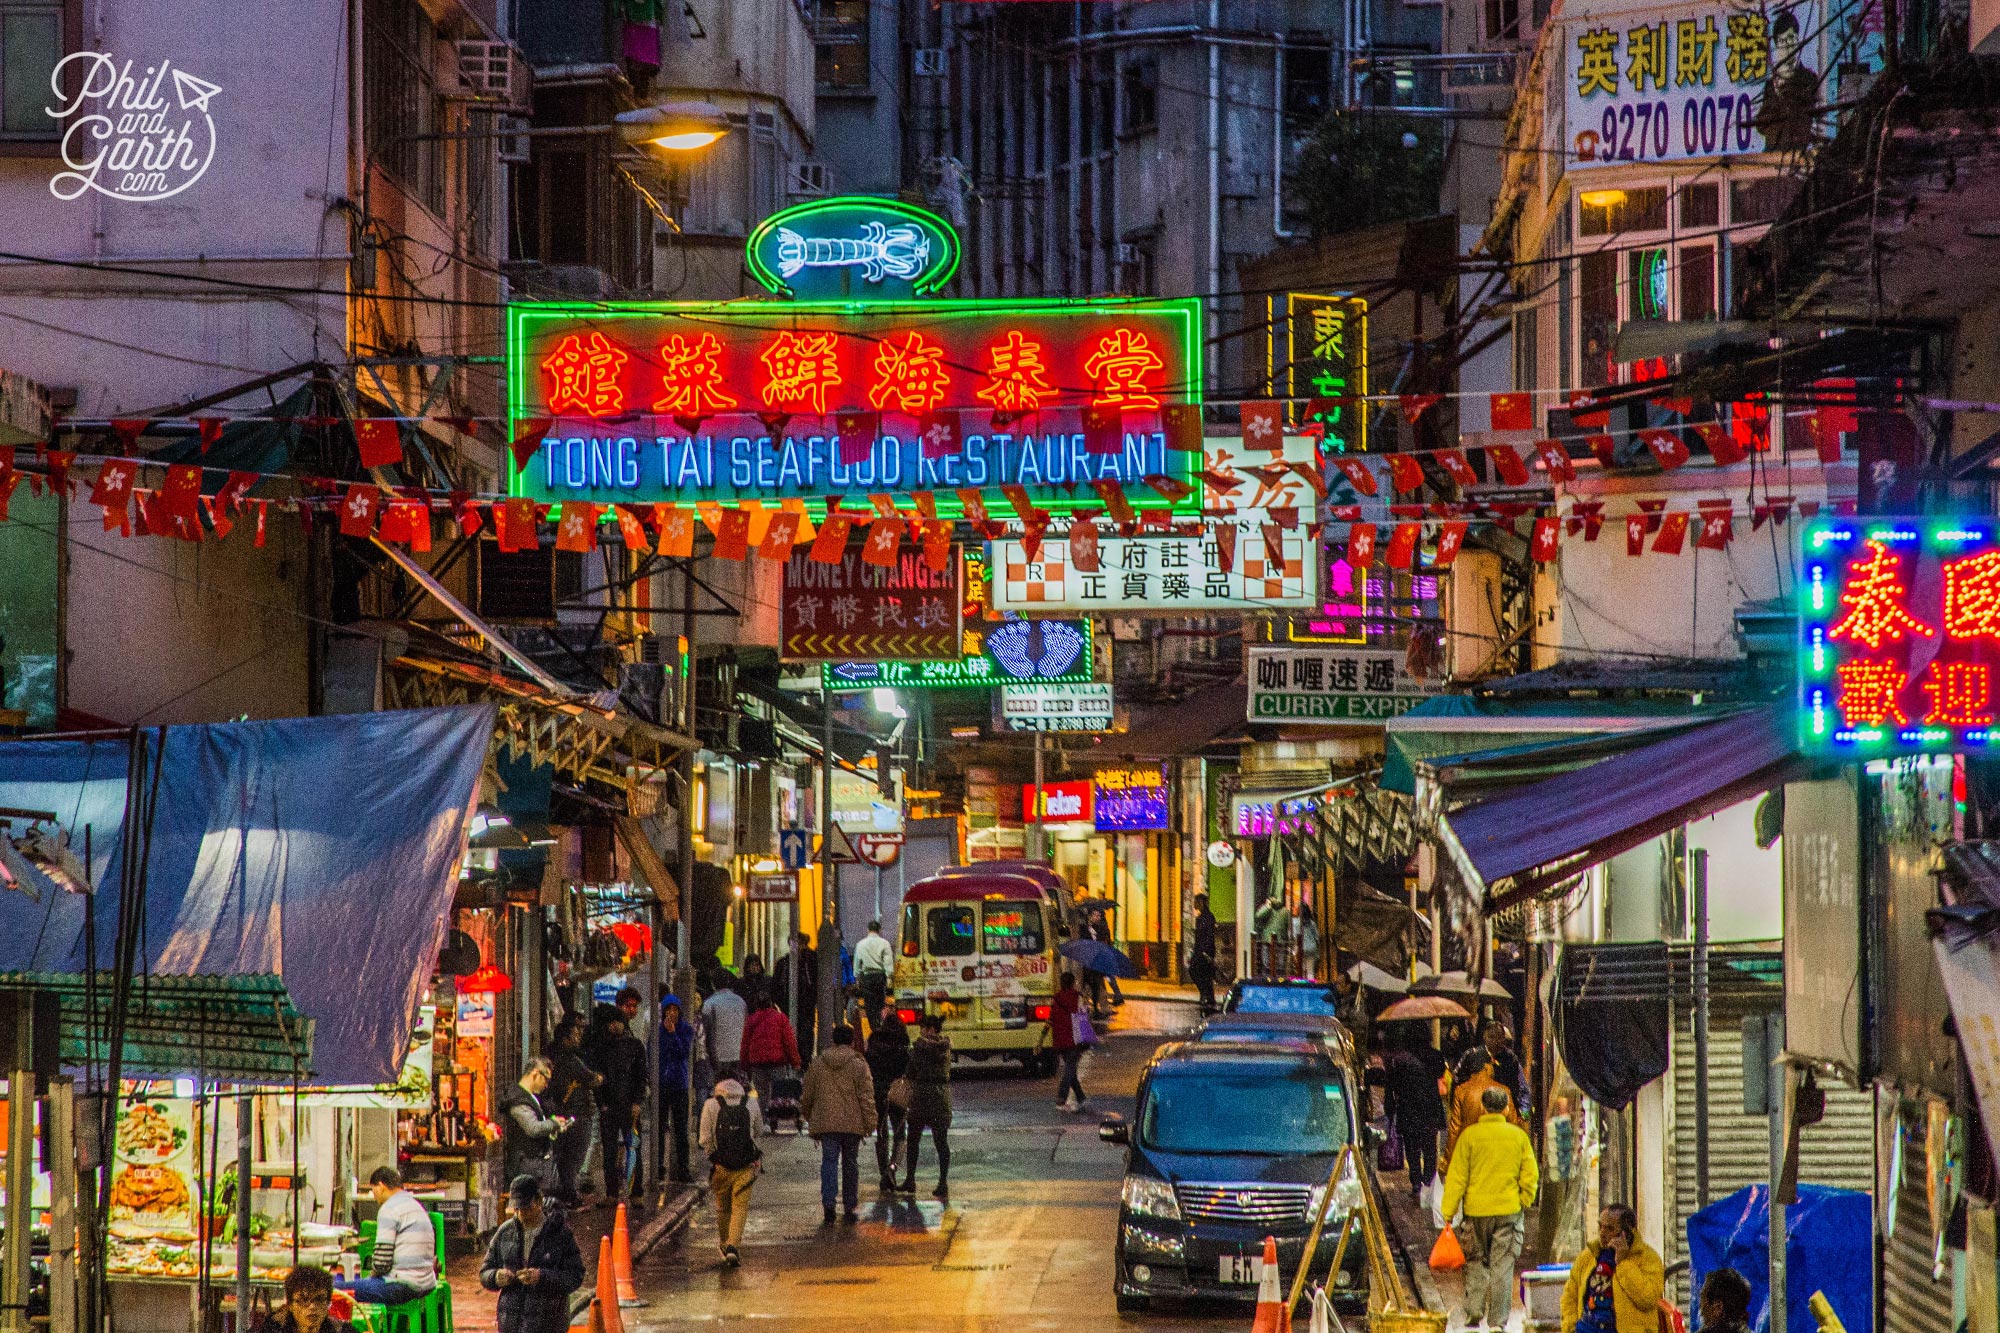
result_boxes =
[1441,1085,1540,1332]
[852,919,896,1022]
[1445,1048,1524,1166]
[1188,893,1219,1012]
[334,1168,437,1305]
[800,1024,876,1224]
[699,1073,763,1267]
[1382,1026,1448,1195]
[657,995,696,1185]
[584,995,648,1203]
[898,1013,953,1198]
[1560,1205,1664,1333]
[1084,910,1123,1014]
[741,992,803,1130]
[737,952,773,1008]
[1697,1268,1754,1333]
[701,977,748,1081]
[864,1005,911,1191]
[772,930,819,1053]
[498,1058,572,1193]
[479,1175,585,1333]
[1482,1020,1528,1115]
[257,1265,356,1333]
[1050,971,1093,1112]
[543,1018,598,1206]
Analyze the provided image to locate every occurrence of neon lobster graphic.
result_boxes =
[775,221,931,284]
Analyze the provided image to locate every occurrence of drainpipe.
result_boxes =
[1207,0,1221,354]
[1273,31,1295,241]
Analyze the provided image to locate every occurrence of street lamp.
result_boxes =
[616,101,730,152]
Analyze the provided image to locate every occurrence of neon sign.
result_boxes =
[822,617,1093,691]
[1265,293,1368,449]
[745,197,961,299]
[1800,518,2000,756]
[506,299,1201,514]
[1093,766,1169,831]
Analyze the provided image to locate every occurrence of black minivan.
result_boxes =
[1101,1039,1367,1314]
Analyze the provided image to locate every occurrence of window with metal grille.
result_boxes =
[0,1,61,137]
[364,0,446,216]
[1483,0,1521,42]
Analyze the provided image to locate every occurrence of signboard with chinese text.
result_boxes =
[824,616,1092,690]
[1093,765,1170,831]
[1022,779,1095,823]
[1799,518,2000,757]
[507,300,1201,513]
[831,767,905,833]
[747,870,798,902]
[989,527,1319,614]
[781,546,962,661]
[1203,431,1337,517]
[1265,293,1369,447]
[1247,646,1438,722]
[1563,0,1823,168]
[1000,682,1115,732]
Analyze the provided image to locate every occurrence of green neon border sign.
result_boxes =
[504,296,1204,521]
[821,616,1095,691]
[744,197,962,298]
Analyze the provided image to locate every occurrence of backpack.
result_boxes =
[710,1097,760,1171]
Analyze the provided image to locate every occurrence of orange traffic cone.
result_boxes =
[612,1202,645,1307]
[1250,1235,1290,1333]
[570,1295,607,1333]
[594,1235,627,1333]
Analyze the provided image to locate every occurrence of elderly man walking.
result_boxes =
[1441,1084,1539,1332]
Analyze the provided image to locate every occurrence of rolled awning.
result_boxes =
[1437,705,1810,913]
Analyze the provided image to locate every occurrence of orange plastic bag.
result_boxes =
[1428,1226,1466,1271]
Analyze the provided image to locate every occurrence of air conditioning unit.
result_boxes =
[636,634,675,665]
[788,161,833,197]
[914,48,947,77]
[455,40,532,111]
[495,114,532,165]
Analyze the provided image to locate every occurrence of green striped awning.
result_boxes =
[0,972,313,1084]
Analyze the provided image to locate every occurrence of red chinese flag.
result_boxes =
[1162,403,1204,454]
[908,490,938,520]
[1269,505,1299,531]
[714,507,751,560]
[1533,439,1575,482]
[1143,473,1193,503]
[1347,522,1378,568]
[1284,461,1329,500]
[1433,521,1469,567]
[1691,421,1742,466]
[1490,445,1531,487]
[554,501,600,553]
[452,493,484,538]
[195,417,226,455]
[1696,503,1733,550]
[1650,395,1695,417]
[355,419,403,468]
[1332,456,1378,497]
[160,464,204,523]
[1261,522,1286,567]
[835,411,880,465]
[1435,448,1479,487]
[998,484,1035,523]
[1020,512,1050,564]
[1567,501,1606,541]
[615,504,652,553]
[1083,406,1124,456]
[1806,409,1842,464]
[1652,511,1689,555]
[1489,392,1534,431]
[919,518,951,572]
[1530,516,1560,562]
[89,459,137,509]
[655,504,695,557]
[495,497,537,552]
[1398,394,1441,425]
[40,450,73,497]
[338,483,381,538]
[1589,435,1617,468]
[809,513,853,564]
[399,498,435,552]
[1240,401,1284,453]
[1070,513,1102,573]
[1090,478,1136,527]
[1568,390,1610,429]
[375,496,415,546]
[955,488,991,526]
[1385,522,1419,570]
[758,510,802,560]
[509,417,554,473]
[1641,429,1690,470]
[920,409,962,458]
[1625,513,1648,557]
[1213,521,1237,574]
[110,419,149,451]
[1387,454,1425,495]
[0,471,21,522]
[213,471,258,515]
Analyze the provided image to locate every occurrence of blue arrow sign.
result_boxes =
[778,827,810,871]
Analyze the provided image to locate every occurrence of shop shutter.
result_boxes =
[1881,1098,1955,1333]
[1669,1005,1777,1297]
[1794,1074,1875,1196]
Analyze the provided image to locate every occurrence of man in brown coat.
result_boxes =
[800,1024,876,1224]
[1445,1049,1524,1166]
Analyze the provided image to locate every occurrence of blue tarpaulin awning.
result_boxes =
[0,705,494,1085]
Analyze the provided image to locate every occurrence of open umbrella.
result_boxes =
[1072,897,1120,913]
[1058,937,1142,979]
[1344,961,1409,995]
[1375,995,1475,1022]
[1410,970,1512,1001]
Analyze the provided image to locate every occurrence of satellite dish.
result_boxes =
[436,930,481,977]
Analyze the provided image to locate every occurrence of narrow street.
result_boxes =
[627,997,1244,1331]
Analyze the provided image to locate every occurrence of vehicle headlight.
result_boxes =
[1121,1174,1181,1221]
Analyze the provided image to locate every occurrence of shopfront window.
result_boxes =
[981,903,1045,955]
[926,904,976,957]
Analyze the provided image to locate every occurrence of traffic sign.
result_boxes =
[747,870,797,903]
[823,824,862,864]
[778,827,811,870]
[855,832,904,867]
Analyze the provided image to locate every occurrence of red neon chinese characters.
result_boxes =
[976,331,1054,412]
[760,331,842,414]
[1084,328,1166,410]
[1943,549,2000,643]
[1923,662,1995,726]
[1826,540,1936,650]
[652,333,739,415]
[868,331,951,413]
[542,332,629,417]
[1836,660,1911,727]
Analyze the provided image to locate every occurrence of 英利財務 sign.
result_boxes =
[1247,646,1436,722]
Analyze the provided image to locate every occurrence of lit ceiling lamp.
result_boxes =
[468,804,532,850]
[616,101,730,153]
[459,962,514,993]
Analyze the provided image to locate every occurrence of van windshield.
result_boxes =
[1140,1069,1351,1155]
[926,904,977,957]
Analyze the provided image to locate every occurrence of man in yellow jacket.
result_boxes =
[1440,1086,1538,1331]
[1560,1204,1665,1333]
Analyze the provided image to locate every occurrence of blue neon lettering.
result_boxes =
[563,438,588,489]
[1068,432,1091,482]
[728,437,752,488]
[879,435,903,487]
[1018,438,1043,485]
[616,437,640,488]
[966,434,991,486]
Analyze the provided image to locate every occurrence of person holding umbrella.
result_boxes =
[1057,923,1138,1024]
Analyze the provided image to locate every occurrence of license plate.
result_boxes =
[1218,1254,1265,1284]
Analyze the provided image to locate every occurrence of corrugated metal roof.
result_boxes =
[0,972,311,1083]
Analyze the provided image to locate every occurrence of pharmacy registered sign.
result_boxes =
[1247,647,1435,722]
